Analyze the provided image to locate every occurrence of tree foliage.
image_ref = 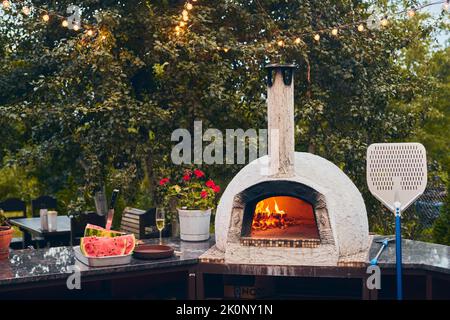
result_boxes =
[433,176,450,245]
[0,0,448,234]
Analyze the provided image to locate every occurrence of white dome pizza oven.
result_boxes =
[209,64,371,266]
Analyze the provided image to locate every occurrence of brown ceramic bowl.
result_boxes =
[133,244,174,260]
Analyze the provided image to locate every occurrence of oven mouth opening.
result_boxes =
[240,195,321,248]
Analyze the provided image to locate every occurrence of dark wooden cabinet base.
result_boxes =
[0,266,198,300]
[193,263,450,300]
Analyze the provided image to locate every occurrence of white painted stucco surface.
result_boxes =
[215,152,369,260]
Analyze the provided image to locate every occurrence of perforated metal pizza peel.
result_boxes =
[367,143,427,213]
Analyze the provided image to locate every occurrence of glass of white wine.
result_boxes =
[156,208,165,244]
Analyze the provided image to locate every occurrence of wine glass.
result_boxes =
[156,208,165,244]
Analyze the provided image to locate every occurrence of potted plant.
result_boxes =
[0,209,13,260]
[159,169,220,241]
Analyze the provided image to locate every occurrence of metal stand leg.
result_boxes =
[395,207,403,300]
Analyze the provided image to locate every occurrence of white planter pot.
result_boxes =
[177,208,211,242]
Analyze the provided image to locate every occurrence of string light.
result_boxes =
[2,0,10,9]
[223,48,229,53]
[172,0,447,49]
[1,1,98,36]
[22,6,31,16]
[4,0,448,50]
[407,8,416,17]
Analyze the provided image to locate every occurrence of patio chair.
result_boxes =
[0,198,27,249]
[31,195,57,217]
[120,207,170,239]
[70,212,106,246]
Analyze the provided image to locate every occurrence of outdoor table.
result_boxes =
[9,216,71,248]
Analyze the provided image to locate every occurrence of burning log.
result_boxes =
[251,198,297,231]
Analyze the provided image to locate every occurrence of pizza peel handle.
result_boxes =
[105,189,119,230]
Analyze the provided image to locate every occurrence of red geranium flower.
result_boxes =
[212,185,221,193]
[183,174,191,181]
[193,169,205,178]
[159,178,170,186]
[200,190,208,199]
[205,179,215,188]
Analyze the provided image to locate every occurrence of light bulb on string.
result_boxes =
[380,17,389,27]
[62,20,69,28]
[357,24,365,32]
[294,37,301,44]
[182,9,189,17]
[42,14,50,22]
[314,34,320,41]
[443,1,449,11]
[175,26,181,32]
[2,0,10,9]
[182,15,189,21]
[22,6,31,16]
[277,40,284,47]
[179,21,186,27]
[223,48,229,53]
[331,28,338,36]
[86,29,94,36]
[186,3,193,10]
[407,9,416,17]
[73,24,80,31]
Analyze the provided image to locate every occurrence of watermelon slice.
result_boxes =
[84,224,124,238]
[81,225,136,257]
[80,236,128,257]
[122,234,136,255]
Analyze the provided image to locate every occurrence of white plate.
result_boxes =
[74,246,132,267]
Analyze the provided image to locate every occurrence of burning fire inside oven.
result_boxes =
[252,198,296,231]
[250,196,319,240]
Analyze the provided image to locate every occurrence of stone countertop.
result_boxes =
[370,236,450,274]
[200,236,450,275]
[1,236,448,288]
[0,238,214,287]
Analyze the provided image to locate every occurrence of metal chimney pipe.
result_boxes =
[265,64,296,177]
